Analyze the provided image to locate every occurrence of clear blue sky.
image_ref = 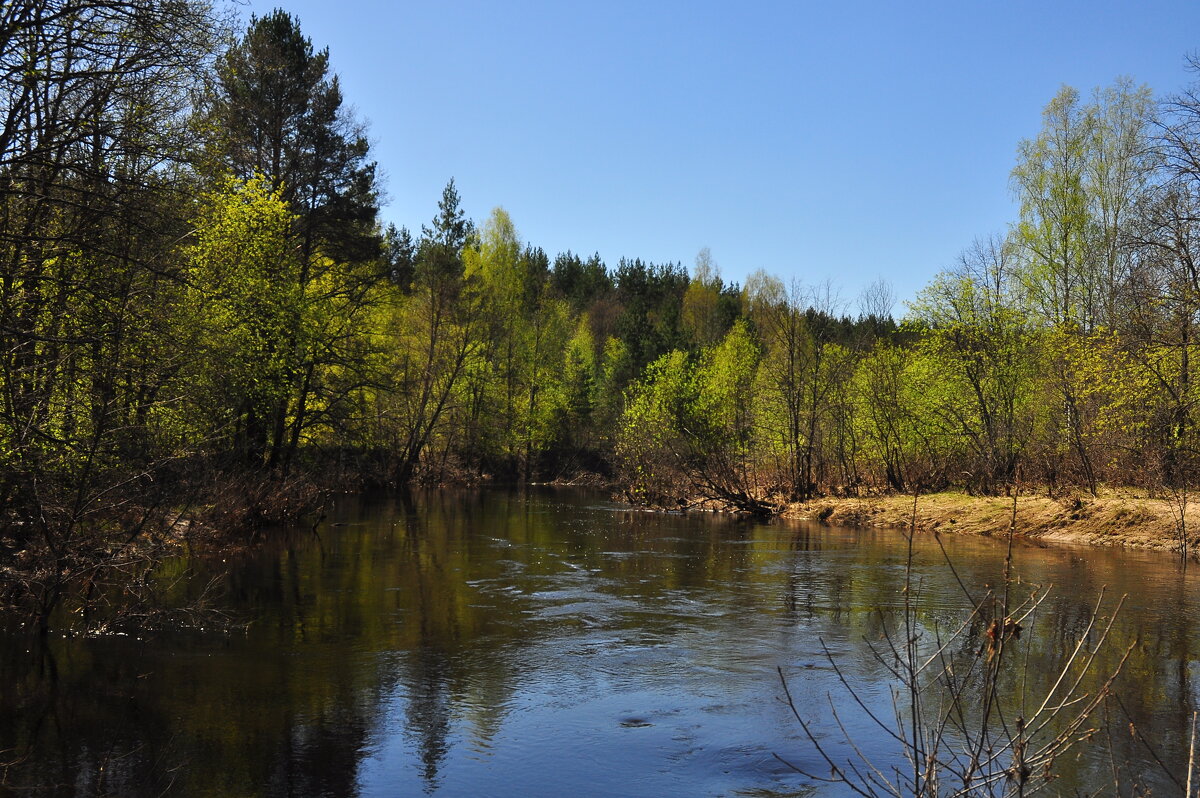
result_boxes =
[243,0,1200,313]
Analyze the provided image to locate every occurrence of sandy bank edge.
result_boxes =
[780,492,1200,554]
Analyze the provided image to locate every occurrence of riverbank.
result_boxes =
[781,490,1200,554]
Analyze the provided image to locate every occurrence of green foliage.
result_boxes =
[1012,80,1155,331]
[550,252,612,313]
[617,322,769,511]
[682,247,737,349]
[914,303,1036,491]
[614,258,690,371]
[1034,326,1151,488]
[853,344,925,491]
[183,175,301,448]
[695,322,762,465]
[562,318,598,432]
[617,349,696,503]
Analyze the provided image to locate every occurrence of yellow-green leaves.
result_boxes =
[184,175,300,427]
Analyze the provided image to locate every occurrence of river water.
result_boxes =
[2,488,1197,796]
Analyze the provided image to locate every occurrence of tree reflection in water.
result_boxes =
[0,488,1197,796]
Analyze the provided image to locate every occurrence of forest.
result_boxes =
[4,0,1200,623]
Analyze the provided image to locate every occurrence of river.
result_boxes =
[1,488,1196,796]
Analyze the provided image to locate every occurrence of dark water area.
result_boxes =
[2,488,1198,796]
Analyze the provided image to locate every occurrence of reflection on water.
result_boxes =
[1,488,1198,796]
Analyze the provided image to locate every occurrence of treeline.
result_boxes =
[7,0,1200,620]
[474,73,1200,516]
[619,77,1200,512]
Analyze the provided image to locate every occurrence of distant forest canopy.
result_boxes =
[6,0,1200,531]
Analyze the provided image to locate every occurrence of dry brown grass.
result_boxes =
[782,489,1200,553]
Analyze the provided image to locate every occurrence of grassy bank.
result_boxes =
[781,490,1200,554]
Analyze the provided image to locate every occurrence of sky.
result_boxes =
[242,0,1200,314]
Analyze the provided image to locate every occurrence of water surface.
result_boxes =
[2,488,1197,796]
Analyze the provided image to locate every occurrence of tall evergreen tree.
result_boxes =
[386,181,479,483]
[209,9,380,265]
[204,9,384,470]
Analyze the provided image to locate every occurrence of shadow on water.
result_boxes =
[0,486,1197,796]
